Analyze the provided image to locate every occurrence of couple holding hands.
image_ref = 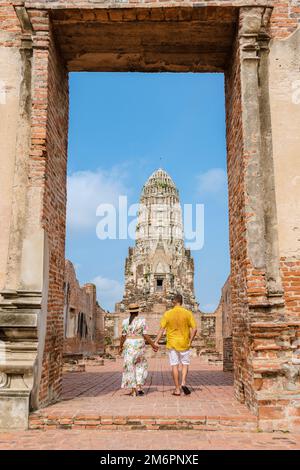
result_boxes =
[119,293,197,397]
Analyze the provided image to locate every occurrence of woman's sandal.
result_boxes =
[172,391,181,396]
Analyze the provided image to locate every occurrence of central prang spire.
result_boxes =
[116,168,198,322]
[136,168,184,245]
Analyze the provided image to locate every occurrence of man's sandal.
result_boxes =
[181,385,191,395]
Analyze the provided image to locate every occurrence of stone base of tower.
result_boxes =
[115,301,168,337]
[116,294,197,319]
[107,306,222,364]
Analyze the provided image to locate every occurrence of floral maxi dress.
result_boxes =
[121,317,148,389]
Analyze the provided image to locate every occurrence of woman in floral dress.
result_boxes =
[119,303,158,396]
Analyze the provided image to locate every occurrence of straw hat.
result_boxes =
[128,303,139,313]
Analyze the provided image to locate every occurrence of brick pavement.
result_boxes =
[0,429,300,450]
[30,357,257,431]
[1,357,300,450]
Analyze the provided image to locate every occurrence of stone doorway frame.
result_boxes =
[0,2,299,431]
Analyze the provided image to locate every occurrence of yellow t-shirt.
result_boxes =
[160,306,197,351]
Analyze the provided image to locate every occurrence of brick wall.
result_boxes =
[0,2,21,38]
[30,16,69,407]
[223,337,234,372]
[281,259,300,320]
[198,313,216,351]
[270,0,300,37]
[225,32,249,404]
[64,260,105,356]
[223,2,300,426]
[214,301,223,355]
[221,277,233,371]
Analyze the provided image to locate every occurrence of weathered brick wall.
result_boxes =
[223,337,234,372]
[225,31,249,404]
[198,313,216,351]
[214,301,223,355]
[64,260,105,356]
[30,16,69,407]
[281,259,300,320]
[222,277,232,339]
[223,2,300,428]
[270,0,300,37]
[0,2,20,37]
[221,277,233,371]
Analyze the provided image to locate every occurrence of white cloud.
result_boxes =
[92,275,123,312]
[67,166,129,231]
[200,303,217,313]
[197,168,227,195]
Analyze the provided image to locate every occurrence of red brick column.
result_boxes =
[29,10,69,407]
[226,6,300,430]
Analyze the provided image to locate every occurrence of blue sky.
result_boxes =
[66,72,229,312]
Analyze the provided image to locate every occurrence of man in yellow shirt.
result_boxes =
[155,293,197,396]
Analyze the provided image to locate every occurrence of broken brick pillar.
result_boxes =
[226,7,300,431]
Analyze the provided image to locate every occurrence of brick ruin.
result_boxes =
[221,277,234,372]
[0,1,299,431]
[109,307,222,360]
[196,303,224,359]
[63,260,105,358]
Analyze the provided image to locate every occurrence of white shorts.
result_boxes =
[168,349,191,366]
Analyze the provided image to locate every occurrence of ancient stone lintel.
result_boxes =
[0,290,41,429]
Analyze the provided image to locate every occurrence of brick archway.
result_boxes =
[0,1,299,431]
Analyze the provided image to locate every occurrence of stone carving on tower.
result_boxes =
[116,169,198,316]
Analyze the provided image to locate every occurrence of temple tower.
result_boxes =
[116,169,198,318]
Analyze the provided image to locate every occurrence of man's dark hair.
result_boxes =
[174,293,183,305]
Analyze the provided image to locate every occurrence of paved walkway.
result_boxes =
[1,357,300,450]
[1,429,300,450]
[30,357,256,431]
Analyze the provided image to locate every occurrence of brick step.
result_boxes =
[29,413,258,432]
